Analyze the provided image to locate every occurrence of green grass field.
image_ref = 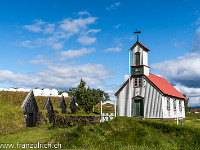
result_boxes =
[0,91,200,150]
[1,117,200,150]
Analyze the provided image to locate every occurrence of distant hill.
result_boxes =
[191,106,200,108]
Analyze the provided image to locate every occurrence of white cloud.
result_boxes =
[105,89,116,102]
[124,74,129,82]
[77,11,90,16]
[113,37,123,47]
[192,26,200,52]
[104,84,123,102]
[151,53,200,87]
[59,48,95,60]
[19,40,33,48]
[0,63,113,90]
[24,19,44,32]
[87,29,101,34]
[21,12,99,50]
[77,35,96,45]
[20,37,64,50]
[44,24,55,34]
[0,70,38,86]
[77,29,101,45]
[194,17,200,25]
[106,2,121,10]
[151,25,200,88]
[114,24,121,29]
[20,40,63,50]
[59,16,97,34]
[29,55,52,65]
[174,84,200,106]
[29,47,96,63]
[51,42,63,50]
[151,52,200,88]
[172,41,185,49]
[104,47,122,52]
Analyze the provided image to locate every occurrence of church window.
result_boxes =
[179,101,182,111]
[173,99,176,111]
[134,77,142,87]
[167,98,170,110]
[135,52,140,66]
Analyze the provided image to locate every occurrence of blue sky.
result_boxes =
[0,0,200,106]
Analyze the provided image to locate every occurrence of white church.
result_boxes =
[115,29,186,120]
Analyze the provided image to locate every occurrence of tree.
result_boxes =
[83,87,94,113]
[71,79,110,113]
[91,89,110,105]
[103,92,110,101]
[73,79,93,113]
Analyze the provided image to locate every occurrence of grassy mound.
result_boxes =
[0,91,28,134]
[0,91,70,134]
[55,117,200,150]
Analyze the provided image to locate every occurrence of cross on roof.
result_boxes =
[134,29,141,42]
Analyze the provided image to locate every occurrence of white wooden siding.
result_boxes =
[116,75,185,119]
[117,77,164,118]
[132,45,148,66]
[117,81,130,116]
[162,96,185,118]
[143,51,148,66]
[144,67,149,76]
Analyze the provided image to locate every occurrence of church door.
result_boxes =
[133,97,143,117]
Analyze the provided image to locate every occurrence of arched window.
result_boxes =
[135,52,140,66]
[179,101,182,111]
[167,98,170,110]
[173,99,176,111]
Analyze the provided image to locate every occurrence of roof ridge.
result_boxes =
[130,41,150,51]
[146,73,186,99]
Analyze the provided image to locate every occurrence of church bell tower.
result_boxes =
[130,29,150,76]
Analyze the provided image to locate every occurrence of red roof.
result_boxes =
[138,42,150,51]
[130,41,150,51]
[145,73,186,99]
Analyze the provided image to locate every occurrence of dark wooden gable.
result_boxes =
[58,95,66,114]
[21,90,38,127]
[69,96,77,114]
[43,97,54,123]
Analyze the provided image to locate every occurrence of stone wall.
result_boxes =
[36,111,48,126]
[53,115,100,127]
[34,110,100,127]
